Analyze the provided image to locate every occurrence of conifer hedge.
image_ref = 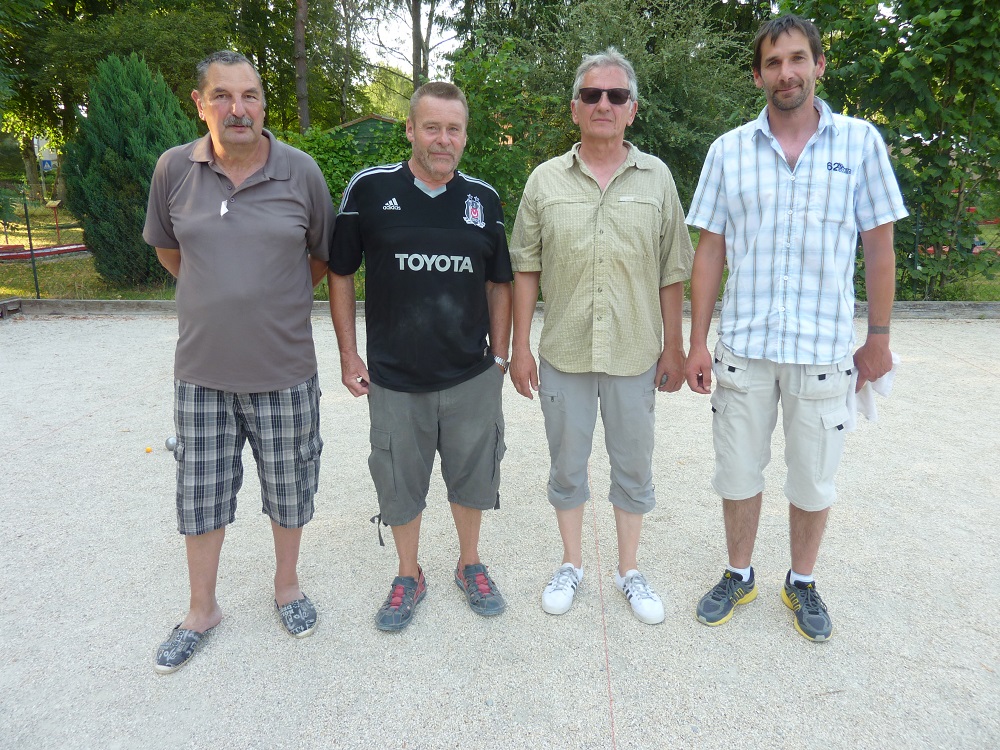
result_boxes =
[66,53,196,285]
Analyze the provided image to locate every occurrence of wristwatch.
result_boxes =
[493,355,509,373]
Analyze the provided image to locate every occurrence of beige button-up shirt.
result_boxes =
[510,143,693,375]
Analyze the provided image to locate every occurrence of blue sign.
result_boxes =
[41,159,54,172]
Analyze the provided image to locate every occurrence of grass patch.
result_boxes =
[0,254,175,300]
[0,253,365,302]
[1,203,84,248]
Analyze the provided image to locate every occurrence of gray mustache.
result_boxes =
[224,115,254,127]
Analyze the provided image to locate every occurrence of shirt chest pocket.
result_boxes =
[538,195,595,263]
[607,196,661,262]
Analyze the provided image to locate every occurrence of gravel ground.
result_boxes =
[1,309,997,750]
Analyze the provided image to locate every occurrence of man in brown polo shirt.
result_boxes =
[143,50,334,674]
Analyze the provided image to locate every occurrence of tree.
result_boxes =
[360,65,412,120]
[295,0,310,132]
[453,0,758,205]
[65,53,197,285]
[795,0,1000,298]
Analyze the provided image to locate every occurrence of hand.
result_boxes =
[654,347,685,393]
[510,349,539,399]
[853,338,892,392]
[340,351,371,397]
[685,343,713,394]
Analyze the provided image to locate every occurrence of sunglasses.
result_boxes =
[578,87,632,106]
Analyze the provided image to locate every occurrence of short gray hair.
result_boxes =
[196,51,264,104]
[571,47,638,102]
[409,81,469,121]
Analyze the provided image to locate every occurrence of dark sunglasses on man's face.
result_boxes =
[578,87,632,106]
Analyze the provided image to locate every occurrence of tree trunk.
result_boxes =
[20,136,42,201]
[53,152,67,203]
[339,0,353,123]
[410,0,423,88]
[294,0,310,133]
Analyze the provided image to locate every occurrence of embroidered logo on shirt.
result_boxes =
[394,253,474,273]
[463,195,486,228]
[383,198,401,211]
[827,162,853,175]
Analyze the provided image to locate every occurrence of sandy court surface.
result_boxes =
[1,310,998,749]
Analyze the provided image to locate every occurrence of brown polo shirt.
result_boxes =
[143,131,334,392]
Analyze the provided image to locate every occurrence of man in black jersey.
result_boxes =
[328,81,513,631]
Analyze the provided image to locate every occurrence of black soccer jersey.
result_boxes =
[330,161,513,393]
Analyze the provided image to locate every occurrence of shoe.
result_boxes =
[697,569,758,626]
[454,562,507,616]
[614,569,664,624]
[153,624,212,675]
[542,563,583,615]
[375,568,427,631]
[276,594,317,638]
[782,573,833,642]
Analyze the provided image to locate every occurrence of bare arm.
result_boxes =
[328,270,370,397]
[509,271,541,399]
[486,280,512,366]
[654,281,685,393]
[155,248,181,279]
[309,257,329,288]
[684,229,726,394]
[854,221,896,391]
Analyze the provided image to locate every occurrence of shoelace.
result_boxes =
[547,567,579,593]
[465,571,494,597]
[388,583,407,610]
[716,575,745,602]
[796,584,827,613]
[624,573,656,601]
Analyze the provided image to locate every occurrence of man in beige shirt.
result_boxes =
[509,48,693,624]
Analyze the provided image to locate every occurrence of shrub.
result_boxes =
[65,53,196,285]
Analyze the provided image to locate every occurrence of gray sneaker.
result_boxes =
[782,573,833,642]
[454,562,506,616]
[375,568,427,631]
[696,569,757,626]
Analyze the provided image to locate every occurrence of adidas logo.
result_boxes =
[383,198,401,211]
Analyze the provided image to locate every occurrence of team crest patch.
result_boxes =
[463,195,486,228]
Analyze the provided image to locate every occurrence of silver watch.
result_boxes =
[493,355,509,373]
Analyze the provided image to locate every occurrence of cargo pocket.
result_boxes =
[538,388,564,412]
[492,420,506,507]
[710,390,728,416]
[792,361,852,400]
[712,344,752,393]
[296,433,323,493]
[368,427,396,498]
[817,404,851,480]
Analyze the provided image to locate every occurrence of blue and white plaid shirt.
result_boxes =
[686,98,908,364]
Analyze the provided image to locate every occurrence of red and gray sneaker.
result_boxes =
[374,567,427,631]
[454,562,507,616]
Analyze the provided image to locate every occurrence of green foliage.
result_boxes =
[280,121,410,206]
[65,53,197,285]
[795,0,1000,299]
[449,38,566,214]
[0,187,19,242]
[360,66,413,121]
[455,0,758,205]
[42,7,232,117]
